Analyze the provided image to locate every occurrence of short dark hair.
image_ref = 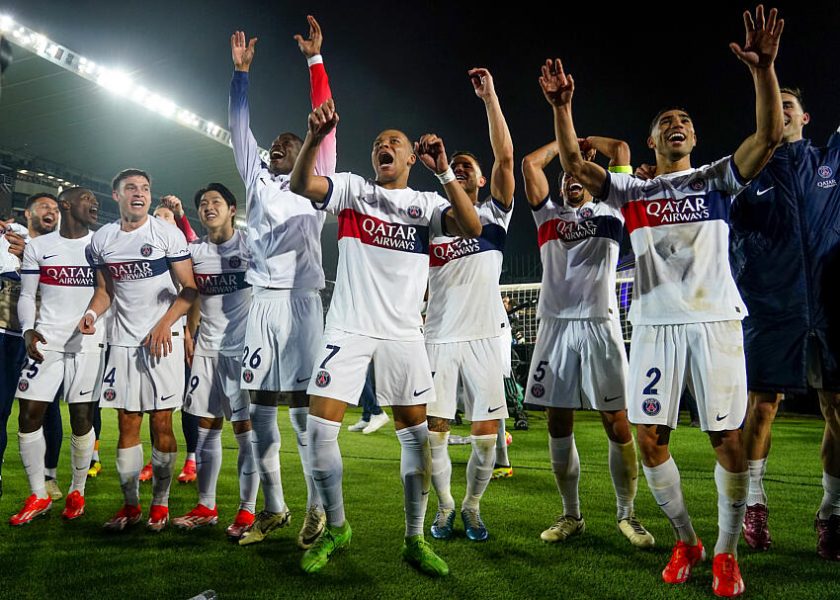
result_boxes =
[194,182,237,210]
[276,132,304,146]
[649,107,692,136]
[25,192,57,210]
[112,168,151,191]
[451,150,484,174]
[57,186,86,204]
[780,86,805,111]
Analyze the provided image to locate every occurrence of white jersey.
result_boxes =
[89,217,191,346]
[18,231,104,352]
[317,172,447,341]
[532,197,623,320]
[599,156,749,325]
[425,198,512,342]
[229,68,333,290]
[191,230,251,357]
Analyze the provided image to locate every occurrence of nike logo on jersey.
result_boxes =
[161,394,176,402]
[296,377,311,383]
[603,395,621,403]
[756,186,775,196]
[42,254,58,260]
[79,390,93,396]
[243,471,256,477]
[232,407,247,415]
[715,413,728,422]
[413,387,431,397]
[487,405,504,413]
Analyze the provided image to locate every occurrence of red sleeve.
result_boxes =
[176,214,199,243]
[310,61,331,109]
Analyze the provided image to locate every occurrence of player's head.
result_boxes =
[450,151,486,201]
[24,193,59,235]
[780,86,809,143]
[372,129,415,185]
[194,182,237,230]
[58,187,99,228]
[647,107,696,161]
[559,171,591,208]
[111,168,151,223]
[153,205,176,225]
[269,132,303,176]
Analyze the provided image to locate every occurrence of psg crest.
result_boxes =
[642,397,661,416]
[530,383,545,398]
[818,165,833,179]
[103,388,117,402]
[17,379,28,392]
[229,256,242,268]
[578,207,593,219]
[315,370,331,388]
[140,243,153,257]
[690,179,705,191]
[407,205,423,219]
[242,370,254,384]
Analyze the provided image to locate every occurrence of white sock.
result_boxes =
[549,434,581,519]
[289,406,322,510]
[747,458,768,506]
[429,430,454,511]
[609,439,638,520]
[307,415,345,527]
[45,467,57,480]
[116,444,144,506]
[818,472,840,520]
[643,457,697,544]
[249,404,286,513]
[70,428,95,495]
[396,422,431,538]
[495,419,510,466]
[19,429,48,499]
[186,452,196,463]
[235,430,258,513]
[714,462,749,556]
[196,427,222,509]
[463,434,496,510]
[151,447,177,507]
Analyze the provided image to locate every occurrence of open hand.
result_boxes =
[231,30,257,71]
[730,5,784,69]
[294,15,323,58]
[539,59,574,108]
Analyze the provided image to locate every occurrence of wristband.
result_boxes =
[84,309,98,322]
[609,165,633,174]
[435,167,456,185]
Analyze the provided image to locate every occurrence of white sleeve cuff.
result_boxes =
[307,54,323,67]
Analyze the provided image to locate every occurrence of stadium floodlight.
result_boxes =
[3,17,270,156]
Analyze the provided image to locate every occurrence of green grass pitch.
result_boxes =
[0,406,837,599]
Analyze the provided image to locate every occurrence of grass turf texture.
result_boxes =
[0,406,837,600]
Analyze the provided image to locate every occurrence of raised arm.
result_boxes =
[730,6,784,180]
[416,134,482,238]
[581,136,631,169]
[296,15,337,177]
[290,100,339,203]
[229,31,262,193]
[161,195,199,242]
[469,68,514,207]
[539,59,607,197]
[521,142,557,207]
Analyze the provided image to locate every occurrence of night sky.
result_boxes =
[3,1,840,267]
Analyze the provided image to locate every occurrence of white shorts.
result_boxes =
[499,329,513,378]
[241,288,323,392]
[185,354,250,421]
[526,317,628,411]
[16,349,106,404]
[306,328,435,408]
[426,338,508,421]
[100,340,185,412]
[627,320,747,432]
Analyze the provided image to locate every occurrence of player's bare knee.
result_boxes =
[427,416,450,433]
[17,400,46,433]
[635,424,670,466]
[393,405,426,429]
[709,429,745,469]
[470,419,498,436]
[68,403,94,436]
[232,420,251,435]
[251,390,281,407]
[547,407,574,438]
[749,392,781,424]
[600,409,632,444]
[287,390,309,408]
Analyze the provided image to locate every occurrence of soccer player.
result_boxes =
[172,183,260,539]
[538,5,784,595]
[424,67,514,542]
[9,187,104,524]
[0,194,63,500]
[290,100,481,575]
[81,169,197,532]
[521,137,654,549]
[731,87,840,559]
[228,16,334,548]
